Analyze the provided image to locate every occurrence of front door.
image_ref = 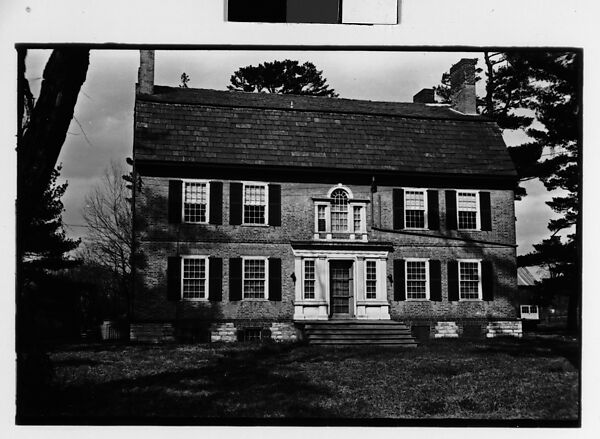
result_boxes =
[330,260,354,318]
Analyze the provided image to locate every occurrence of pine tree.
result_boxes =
[228,59,338,97]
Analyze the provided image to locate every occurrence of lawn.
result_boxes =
[18,335,579,424]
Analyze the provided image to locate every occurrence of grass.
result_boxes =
[18,336,579,423]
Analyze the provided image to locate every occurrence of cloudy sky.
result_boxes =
[25,49,561,255]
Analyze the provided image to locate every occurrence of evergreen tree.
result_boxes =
[20,165,80,283]
[228,59,338,97]
[435,52,580,330]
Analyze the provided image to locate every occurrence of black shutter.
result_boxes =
[393,188,404,230]
[168,180,182,224]
[208,257,222,301]
[229,258,242,301]
[268,184,281,226]
[209,181,223,225]
[229,182,243,225]
[429,260,442,301]
[427,190,440,230]
[445,190,457,230]
[479,191,492,231]
[482,261,494,301]
[447,261,459,301]
[167,256,181,301]
[268,258,282,301]
[393,259,405,301]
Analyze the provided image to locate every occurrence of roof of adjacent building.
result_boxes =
[134,86,517,178]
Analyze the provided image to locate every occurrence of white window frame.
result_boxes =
[404,188,428,230]
[314,202,330,233]
[180,255,209,301]
[520,305,540,320]
[242,256,269,300]
[405,258,430,301]
[351,204,367,234]
[364,259,379,300]
[456,190,480,231]
[303,258,317,300]
[458,259,483,301]
[242,182,269,226]
[314,185,366,235]
[182,179,210,224]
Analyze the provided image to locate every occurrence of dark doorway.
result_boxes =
[330,260,354,318]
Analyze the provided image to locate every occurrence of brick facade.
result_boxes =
[132,175,520,341]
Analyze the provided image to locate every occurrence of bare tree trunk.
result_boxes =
[18,48,89,202]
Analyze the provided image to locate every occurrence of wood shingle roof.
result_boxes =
[134,86,517,179]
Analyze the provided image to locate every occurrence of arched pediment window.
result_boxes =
[313,185,367,240]
[330,189,349,232]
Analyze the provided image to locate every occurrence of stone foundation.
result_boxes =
[270,322,298,341]
[130,323,175,342]
[210,322,237,342]
[486,320,523,338]
[433,321,459,338]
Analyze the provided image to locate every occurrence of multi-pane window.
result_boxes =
[304,260,316,299]
[406,260,428,300]
[365,260,377,299]
[243,258,266,299]
[182,257,207,300]
[244,184,267,224]
[184,181,208,223]
[317,205,327,232]
[405,190,426,229]
[353,206,362,233]
[331,189,349,232]
[459,261,481,300]
[457,192,478,230]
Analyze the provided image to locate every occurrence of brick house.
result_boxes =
[131,51,522,343]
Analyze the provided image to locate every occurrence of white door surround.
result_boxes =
[292,247,391,321]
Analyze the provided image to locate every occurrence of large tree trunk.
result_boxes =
[16,48,89,419]
[18,48,90,202]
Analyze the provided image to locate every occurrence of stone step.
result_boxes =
[300,320,418,347]
[310,339,417,346]
[306,329,413,336]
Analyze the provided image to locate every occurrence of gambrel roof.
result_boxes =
[134,86,517,179]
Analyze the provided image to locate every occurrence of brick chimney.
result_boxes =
[138,50,155,95]
[449,58,477,114]
[413,88,435,104]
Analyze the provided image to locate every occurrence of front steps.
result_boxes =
[300,320,418,347]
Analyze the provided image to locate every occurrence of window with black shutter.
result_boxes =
[268,184,281,226]
[393,188,404,230]
[209,181,223,225]
[229,183,243,225]
[445,190,457,230]
[209,257,223,301]
[427,190,440,230]
[268,258,282,301]
[168,180,182,224]
[229,257,242,301]
[167,256,181,301]
[447,260,459,301]
[429,260,442,301]
[393,259,405,301]
[481,261,494,301]
[479,191,492,231]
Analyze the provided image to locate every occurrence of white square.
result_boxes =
[342,0,398,24]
